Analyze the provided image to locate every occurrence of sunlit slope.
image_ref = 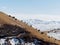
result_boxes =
[0,12,23,27]
[0,12,60,45]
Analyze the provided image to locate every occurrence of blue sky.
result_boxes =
[0,0,60,21]
[0,0,60,15]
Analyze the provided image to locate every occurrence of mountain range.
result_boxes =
[22,19,60,31]
[21,19,60,40]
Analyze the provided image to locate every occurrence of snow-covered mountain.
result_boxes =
[21,19,60,40]
[22,19,60,31]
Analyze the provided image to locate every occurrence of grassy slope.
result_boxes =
[0,12,60,45]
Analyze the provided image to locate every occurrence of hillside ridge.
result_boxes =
[0,12,60,45]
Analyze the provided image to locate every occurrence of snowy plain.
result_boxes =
[10,14,60,40]
[22,19,60,40]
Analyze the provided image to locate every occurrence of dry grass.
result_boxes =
[0,12,60,45]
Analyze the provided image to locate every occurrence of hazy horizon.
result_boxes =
[0,0,60,21]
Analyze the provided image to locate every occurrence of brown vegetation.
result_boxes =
[0,12,60,45]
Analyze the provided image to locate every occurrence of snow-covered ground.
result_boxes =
[22,19,60,31]
[47,32,60,40]
[0,38,35,45]
[21,19,60,40]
